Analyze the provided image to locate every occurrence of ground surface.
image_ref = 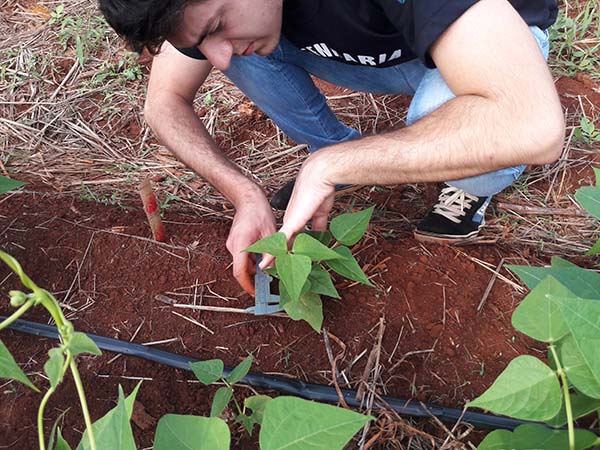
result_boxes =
[1,0,599,449]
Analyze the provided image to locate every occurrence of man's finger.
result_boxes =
[259,253,275,270]
[233,253,255,297]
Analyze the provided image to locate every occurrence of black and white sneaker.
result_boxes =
[414,185,491,244]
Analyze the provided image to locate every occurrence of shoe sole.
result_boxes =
[413,228,481,245]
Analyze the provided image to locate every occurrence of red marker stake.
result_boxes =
[139,178,166,242]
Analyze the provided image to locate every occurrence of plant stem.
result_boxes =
[37,355,71,450]
[70,359,97,450]
[550,345,575,450]
[224,381,244,416]
[0,299,34,331]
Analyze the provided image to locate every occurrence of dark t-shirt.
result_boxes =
[177,0,557,68]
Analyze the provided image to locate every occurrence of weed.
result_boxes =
[574,116,600,145]
[550,2,600,79]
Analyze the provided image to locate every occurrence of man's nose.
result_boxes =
[201,38,234,71]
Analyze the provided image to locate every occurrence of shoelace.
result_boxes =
[432,186,479,224]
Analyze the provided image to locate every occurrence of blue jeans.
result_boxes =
[223,26,550,197]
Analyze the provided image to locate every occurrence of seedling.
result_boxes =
[152,356,373,450]
[468,169,600,450]
[0,251,103,450]
[244,207,375,331]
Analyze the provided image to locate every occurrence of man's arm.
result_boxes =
[278,0,565,241]
[146,42,276,294]
[145,42,265,207]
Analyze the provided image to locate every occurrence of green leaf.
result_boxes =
[0,175,25,195]
[78,386,136,450]
[244,232,288,258]
[512,423,597,450]
[304,230,333,246]
[546,391,600,427]
[467,355,562,421]
[54,429,73,450]
[561,335,600,399]
[282,289,324,332]
[68,332,101,357]
[276,253,312,303]
[237,395,272,435]
[594,167,600,187]
[326,247,373,287]
[154,415,230,450]
[552,296,600,396]
[292,233,344,261]
[210,387,233,418]
[45,348,64,389]
[226,354,253,385]
[260,397,371,450]
[264,267,279,278]
[330,206,374,246]
[477,429,513,450]
[507,264,600,298]
[550,256,578,268]
[77,382,142,450]
[576,186,600,220]
[47,409,70,450]
[586,238,600,256]
[308,265,340,299]
[190,359,223,385]
[0,339,38,391]
[511,276,570,342]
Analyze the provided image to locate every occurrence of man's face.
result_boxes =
[169,0,284,71]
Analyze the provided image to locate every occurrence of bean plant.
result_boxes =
[0,250,103,450]
[245,206,375,331]
[152,356,372,450]
[468,168,600,450]
[0,199,374,449]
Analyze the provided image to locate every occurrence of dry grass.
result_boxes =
[2,1,599,258]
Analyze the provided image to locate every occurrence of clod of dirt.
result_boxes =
[131,401,156,431]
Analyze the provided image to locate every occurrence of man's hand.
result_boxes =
[227,195,276,296]
[260,153,336,270]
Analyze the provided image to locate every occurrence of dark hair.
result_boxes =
[98,0,190,55]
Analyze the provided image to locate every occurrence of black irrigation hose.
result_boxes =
[3,317,535,431]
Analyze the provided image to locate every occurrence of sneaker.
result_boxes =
[414,185,491,244]
[270,179,361,211]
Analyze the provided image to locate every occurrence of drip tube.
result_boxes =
[2,317,537,430]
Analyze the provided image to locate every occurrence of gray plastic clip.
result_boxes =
[245,254,283,315]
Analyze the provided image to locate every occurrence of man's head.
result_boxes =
[99,0,283,70]
[98,0,187,55]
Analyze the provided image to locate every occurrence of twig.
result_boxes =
[477,258,505,312]
[171,310,215,334]
[358,317,385,450]
[322,329,349,409]
[496,202,589,217]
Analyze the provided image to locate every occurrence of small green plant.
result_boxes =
[151,356,372,450]
[91,51,144,86]
[49,4,111,67]
[0,251,105,450]
[468,168,600,450]
[574,116,600,145]
[245,207,375,331]
[550,2,600,80]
